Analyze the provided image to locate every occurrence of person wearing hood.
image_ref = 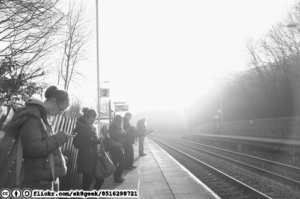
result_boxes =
[73,108,104,190]
[2,86,73,190]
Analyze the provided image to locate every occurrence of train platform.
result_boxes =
[101,138,219,199]
[189,133,300,146]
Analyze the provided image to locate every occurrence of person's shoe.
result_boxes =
[124,167,134,170]
[139,153,147,156]
[114,178,124,183]
[131,165,137,168]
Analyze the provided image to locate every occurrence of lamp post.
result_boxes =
[95,0,101,133]
[211,76,223,133]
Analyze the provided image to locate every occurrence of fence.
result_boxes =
[51,116,80,190]
[193,117,300,139]
[0,111,106,189]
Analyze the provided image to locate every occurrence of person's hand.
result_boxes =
[71,130,77,136]
[59,131,76,139]
[92,135,102,144]
[65,133,76,139]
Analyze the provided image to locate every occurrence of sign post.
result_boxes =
[114,102,129,112]
[115,104,129,112]
[100,88,110,97]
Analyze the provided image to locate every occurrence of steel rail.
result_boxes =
[151,137,272,199]
[152,135,300,188]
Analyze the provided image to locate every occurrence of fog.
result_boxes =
[130,109,190,138]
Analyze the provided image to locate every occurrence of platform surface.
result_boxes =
[101,138,219,199]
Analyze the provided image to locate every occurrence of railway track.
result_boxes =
[152,135,300,188]
[149,136,300,199]
[183,135,299,166]
[149,137,271,199]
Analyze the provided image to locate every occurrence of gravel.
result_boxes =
[154,139,300,199]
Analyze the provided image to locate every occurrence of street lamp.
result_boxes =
[96,0,101,133]
[211,76,223,133]
[211,77,223,120]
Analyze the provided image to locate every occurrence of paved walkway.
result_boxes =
[101,138,219,199]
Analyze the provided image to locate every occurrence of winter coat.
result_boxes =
[2,99,69,183]
[108,124,125,149]
[137,119,147,137]
[73,116,98,174]
[123,117,135,145]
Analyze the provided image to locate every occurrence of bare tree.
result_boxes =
[64,96,82,118]
[0,0,64,67]
[225,1,300,119]
[0,0,63,111]
[55,1,92,91]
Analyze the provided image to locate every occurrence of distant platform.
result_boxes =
[101,138,219,199]
[185,133,300,153]
[188,133,300,146]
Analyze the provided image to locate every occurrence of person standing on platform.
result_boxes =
[123,112,137,170]
[108,115,125,183]
[2,86,73,190]
[137,117,148,156]
[73,108,105,190]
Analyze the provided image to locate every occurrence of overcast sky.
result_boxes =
[57,0,297,116]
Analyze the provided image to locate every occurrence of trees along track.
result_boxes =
[149,135,300,199]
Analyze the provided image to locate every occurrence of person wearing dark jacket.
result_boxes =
[123,112,137,170]
[73,108,104,190]
[108,115,125,183]
[137,117,147,156]
[2,86,73,190]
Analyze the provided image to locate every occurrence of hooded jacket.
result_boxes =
[73,116,98,174]
[2,99,69,183]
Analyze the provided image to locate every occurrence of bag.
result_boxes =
[102,137,110,152]
[94,148,116,179]
[108,139,122,149]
